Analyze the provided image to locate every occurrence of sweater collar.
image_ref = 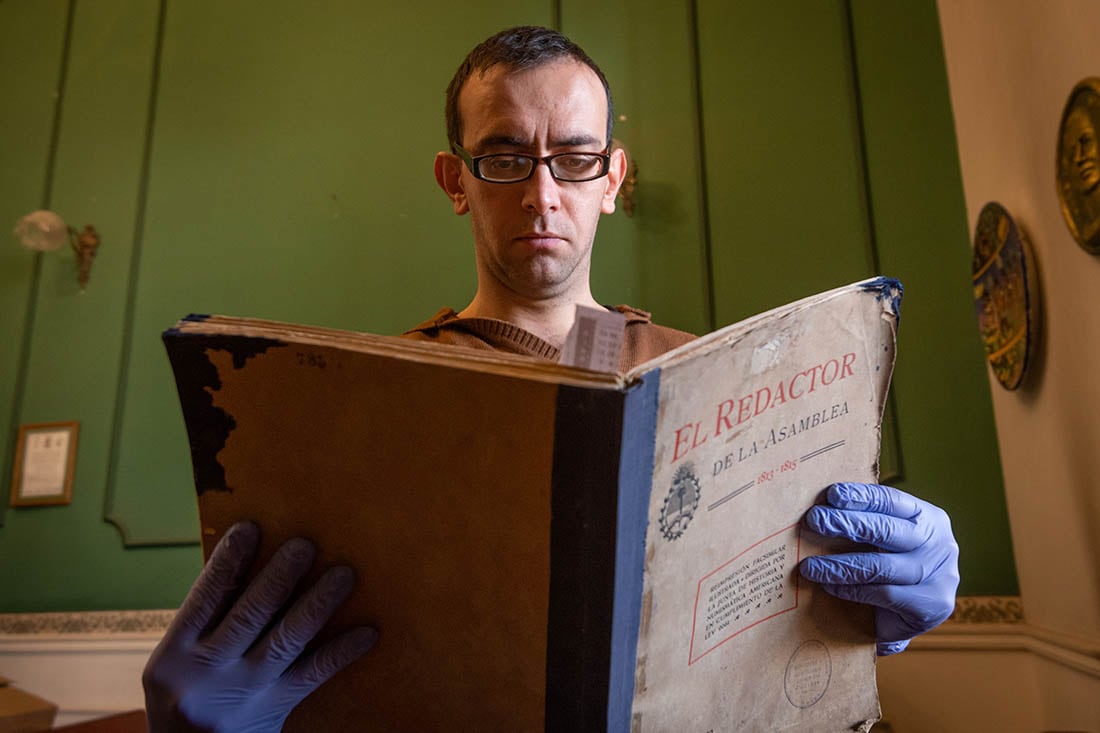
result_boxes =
[402,305,654,360]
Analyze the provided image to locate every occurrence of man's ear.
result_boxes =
[434,152,469,215]
[600,147,628,215]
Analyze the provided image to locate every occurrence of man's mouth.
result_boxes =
[518,232,565,247]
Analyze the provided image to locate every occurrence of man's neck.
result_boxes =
[458,290,603,349]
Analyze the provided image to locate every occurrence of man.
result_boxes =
[143,26,959,731]
[401,26,693,368]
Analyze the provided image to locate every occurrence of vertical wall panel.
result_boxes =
[565,0,712,335]
[0,0,203,612]
[697,0,875,325]
[0,0,71,528]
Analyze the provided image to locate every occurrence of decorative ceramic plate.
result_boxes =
[971,202,1040,390]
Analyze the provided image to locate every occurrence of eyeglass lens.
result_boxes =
[478,153,606,182]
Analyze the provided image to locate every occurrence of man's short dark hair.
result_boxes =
[445,26,614,152]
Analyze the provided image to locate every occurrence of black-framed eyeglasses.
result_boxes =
[454,144,611,183]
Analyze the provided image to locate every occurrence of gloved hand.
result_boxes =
[798,482,959,656]
[143,521,378,732]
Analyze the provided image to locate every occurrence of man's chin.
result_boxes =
[505,266,582,300]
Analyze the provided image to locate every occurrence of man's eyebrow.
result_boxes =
[473,133,605,151]
[553,134,604,148]
[473,134,530,150]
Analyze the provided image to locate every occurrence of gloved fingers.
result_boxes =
[817,581,955,637]
[877,639,910,656]
[799,551,925,586]
[825,483,923,519]
[804,505,931,552]
[206,536,317,658]
[168,521,261,642]
[250,564,357,674]
[283,626,379,700]
[816,578,914,612]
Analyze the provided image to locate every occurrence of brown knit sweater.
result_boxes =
[402,305,696,372]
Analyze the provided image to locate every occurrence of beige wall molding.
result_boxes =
[911,622,1100,681]
[0,614,165,727]
[948,594,1024,624]
[0,609,174,635]
[933,596,1100,675]
[0,602,1094,728]
[0,596,1022,637]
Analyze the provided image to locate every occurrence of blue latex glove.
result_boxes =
[143,521,377,732]
[799,482,960,656]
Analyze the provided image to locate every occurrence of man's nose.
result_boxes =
[521,162,561,214]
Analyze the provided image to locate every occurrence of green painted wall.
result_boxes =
[2,0,211,610]
[0,0,1015,612]
[849,0,1015,594]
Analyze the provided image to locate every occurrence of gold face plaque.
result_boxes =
[972,202,1040,390]
[1057,77,1100,254]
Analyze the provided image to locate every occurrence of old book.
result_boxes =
[163,277,900,732]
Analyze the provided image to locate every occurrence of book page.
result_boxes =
[630,282,896,731]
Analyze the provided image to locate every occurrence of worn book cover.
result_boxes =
[163,277,900,731]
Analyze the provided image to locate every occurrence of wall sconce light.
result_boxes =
[13,210,101,291]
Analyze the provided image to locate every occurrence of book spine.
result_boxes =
[543,373,661,731]
[544,385,625,731]
[607,370,661,731]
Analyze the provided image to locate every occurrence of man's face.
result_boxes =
[1066,108,1100,194]
[436,60,625,302]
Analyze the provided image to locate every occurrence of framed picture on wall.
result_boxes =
[10,421,79,507]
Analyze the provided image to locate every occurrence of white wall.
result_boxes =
[878,618,1100,732]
